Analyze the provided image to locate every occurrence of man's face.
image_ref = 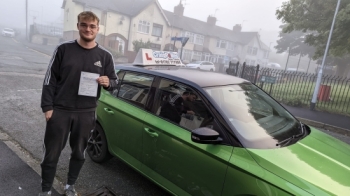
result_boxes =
[190,94,197,102]
[77,18,99,42]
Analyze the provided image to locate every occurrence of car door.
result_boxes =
[141,78,233,196]
[200,62,207,70]
[98,71,155,168]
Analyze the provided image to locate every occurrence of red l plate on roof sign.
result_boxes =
[145,53,152,61]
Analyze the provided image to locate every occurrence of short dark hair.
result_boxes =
[182,91,190,96]
[77,11,100,24]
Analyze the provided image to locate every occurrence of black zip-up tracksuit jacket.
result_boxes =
[41,40,118,112]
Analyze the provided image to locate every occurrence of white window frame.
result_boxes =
[181,49,192,61]
[192,51,202,61]
[216,40,227,49]
[138,20,150,34]
[194,34,204,45]
[185,31,194,43]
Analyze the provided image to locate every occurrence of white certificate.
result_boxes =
[78,71,100,97]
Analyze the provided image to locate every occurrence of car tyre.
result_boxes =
[87,123,112,163]
[210,69,214,71]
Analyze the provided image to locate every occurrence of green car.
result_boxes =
[87,64,350,196]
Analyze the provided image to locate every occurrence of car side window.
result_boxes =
[116,72,154,108]
[154,78,215,131]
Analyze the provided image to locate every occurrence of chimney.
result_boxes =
[233,24,242,32]
[174,0,184,16]
[207,15,216,26]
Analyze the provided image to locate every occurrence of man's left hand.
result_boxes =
[97,76,110,87]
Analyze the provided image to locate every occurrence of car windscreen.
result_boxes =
[204,83,302,149]
[4,28,14,32]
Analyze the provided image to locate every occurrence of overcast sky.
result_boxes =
[0,0,286,47]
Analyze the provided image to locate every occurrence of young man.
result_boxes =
[159,91,195,123]
[39,11,118,196]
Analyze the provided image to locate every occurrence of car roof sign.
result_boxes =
[133,48,185,67]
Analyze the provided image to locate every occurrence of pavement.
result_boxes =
[283,105,350,136]
[2,37,349,196]
[0,132,60,196]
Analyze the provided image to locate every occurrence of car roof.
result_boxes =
[4,28,14,31]
[116,64,247,87]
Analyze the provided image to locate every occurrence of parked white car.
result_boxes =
[186,61,216,71]
[2,28,15,37]
[267,62,281,69]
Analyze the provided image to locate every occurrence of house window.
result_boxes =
[210,54,218,63]
[252,48,258,56]
[192,52,202,61]
[218,55,225,64]
[152,23,163,37]
[216,40,227,49]
[204,53,210,61]
[182,32,204,45]
[194,34,204,45]
[228,42,235,51]
[184,31,194,43]
[150,43,161,51]
[181,49,192,61]
[138,20,150,34]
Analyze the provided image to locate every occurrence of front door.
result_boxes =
[141,78,233,196]
[101,71,155,168]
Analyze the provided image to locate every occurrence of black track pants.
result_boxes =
[40,109,95,192]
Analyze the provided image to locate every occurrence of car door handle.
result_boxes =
[103,108,114,115]
[144,128,158,137]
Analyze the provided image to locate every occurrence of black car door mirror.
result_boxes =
[191,127,223,144]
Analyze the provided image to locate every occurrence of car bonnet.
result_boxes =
[246,127,350,195]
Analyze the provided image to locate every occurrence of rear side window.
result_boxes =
[116,72,154,108]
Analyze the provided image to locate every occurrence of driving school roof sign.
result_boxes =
[133,48,184,66]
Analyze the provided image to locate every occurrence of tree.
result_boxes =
[275,27,316,58]
[276,0,350,76]
[132,39,151,52]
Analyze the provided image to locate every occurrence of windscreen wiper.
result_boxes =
[276,122,305,147]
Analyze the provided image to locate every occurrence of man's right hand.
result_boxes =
[45,110,53,121]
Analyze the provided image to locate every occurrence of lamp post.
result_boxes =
[284,46,291,71]
[310,0,341,110]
